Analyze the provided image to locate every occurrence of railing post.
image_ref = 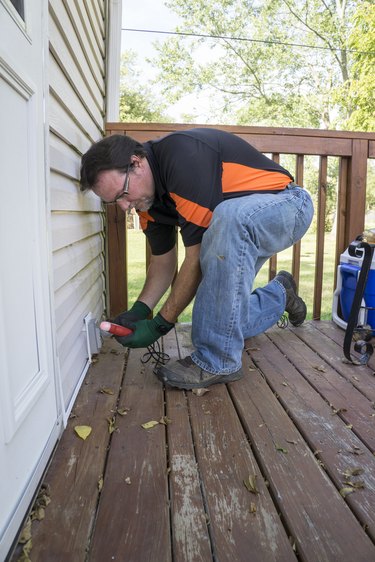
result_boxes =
[345,139,368,245]
[106,205,127,318]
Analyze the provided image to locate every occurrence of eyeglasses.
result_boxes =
[103,165,132,206]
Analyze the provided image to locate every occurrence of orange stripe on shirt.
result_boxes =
[170,193,213,228]
[222,162,291,193]
[138,211,155,231]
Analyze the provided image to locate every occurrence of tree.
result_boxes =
[344,2,375,132]
[119,52,170,123]
[152,0,364,128]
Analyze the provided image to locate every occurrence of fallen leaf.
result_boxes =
[98,476,104,492]
[342,467,364,477]
[344,480,365,489]
[282,382,288,387]
[192,388,210,396]
[117,407,130,416]
[159,416,172,425]
[18,517,32,544]
[99,387,114,395]
[74,425,92,440]
[331,407,347,415]
[313,365,326,372]
[107,417,117,434]
[141,420,160,429]
[340,487,355,497]
[276,444,288,454]
[244,474,259,494]
[346,424,353,429]
[249,502,257,515]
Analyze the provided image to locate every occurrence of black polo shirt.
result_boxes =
[139,128,293,255]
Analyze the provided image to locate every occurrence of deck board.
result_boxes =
[9,321,375,562]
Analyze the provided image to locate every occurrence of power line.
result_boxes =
[122,27,375,56]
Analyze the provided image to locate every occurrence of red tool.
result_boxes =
[100,321,133,336]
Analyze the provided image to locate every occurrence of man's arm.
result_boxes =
[159,244,201,323]
[137,246,178,310]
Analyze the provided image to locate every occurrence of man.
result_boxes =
[80,128,314,389]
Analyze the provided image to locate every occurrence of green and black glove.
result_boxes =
[113,301,151,325]
[115,312,174,348]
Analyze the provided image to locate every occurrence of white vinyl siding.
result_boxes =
[48,0,106,409]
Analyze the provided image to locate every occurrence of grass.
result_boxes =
[126,228,338,323]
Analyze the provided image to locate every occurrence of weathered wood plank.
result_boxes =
[12,338,125,561]
[248,331,375,543]
[88,347,172,562]
[175,327,296,561]
[230,350,375,562]
[293,322,375,402]
[267,327,375,452]
[163,330,213,562]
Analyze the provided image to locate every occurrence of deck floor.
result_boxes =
[10,321,375,562]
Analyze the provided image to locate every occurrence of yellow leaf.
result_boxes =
[159,416,172,425]
[74,425,92,440]
[98,476,104,492]
[249,502,257,515]
[244,474,259,494]
[141,420,159,429]
[99,387,114,395]
[340,487,355,498]
[107,417,117,434]
[117,407,130,416]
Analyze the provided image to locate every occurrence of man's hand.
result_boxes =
[114,301,151,325]
[115,313,174,348]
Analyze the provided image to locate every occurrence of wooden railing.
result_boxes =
[105,123,375,319]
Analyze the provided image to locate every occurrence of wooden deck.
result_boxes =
[11,321,375,562]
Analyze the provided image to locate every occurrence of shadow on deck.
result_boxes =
[11,321,375,561]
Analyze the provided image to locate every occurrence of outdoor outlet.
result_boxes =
[84,313,102,360]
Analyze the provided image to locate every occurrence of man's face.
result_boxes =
[92,157,155,212]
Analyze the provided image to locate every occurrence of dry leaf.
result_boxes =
[141,420,160,429]
[98,476,104,492]
[342,467,364,477]
[99,387,114,395]
[192,388,210,396]
[340,487,355,497]
[159,416,172,425]
[74,425,92,440]
[313,365,326,372]
[276,444,288,454]
[117,407,130,416]
[244,474,259,494]
[249,502,257,515]
[107,417,117,434]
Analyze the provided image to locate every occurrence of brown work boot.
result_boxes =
[274,270,307,327]
[155,356,243,389]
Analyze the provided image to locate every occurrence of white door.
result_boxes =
[0,0,60,557]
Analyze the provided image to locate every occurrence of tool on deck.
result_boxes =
[338,231,375,365]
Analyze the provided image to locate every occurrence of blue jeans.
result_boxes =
[191,185,314,374]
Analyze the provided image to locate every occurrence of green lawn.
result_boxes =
[126,228,338,323]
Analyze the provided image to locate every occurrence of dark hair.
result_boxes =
[80,134,147,191]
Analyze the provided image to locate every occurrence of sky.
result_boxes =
[121,0,215,122]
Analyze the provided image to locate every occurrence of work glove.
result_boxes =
[113,301,151,325]
[115,312,174,349]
